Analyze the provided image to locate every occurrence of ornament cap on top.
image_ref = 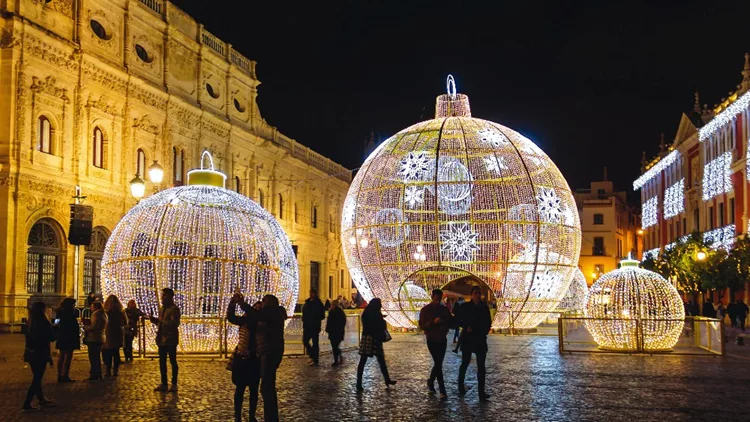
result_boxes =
[187,151,227,188]
[620,252,640,268]
[435,75,472,118]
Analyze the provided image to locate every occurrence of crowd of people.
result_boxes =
[684,298,749,330]
[23,285,493,418]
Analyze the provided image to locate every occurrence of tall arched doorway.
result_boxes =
[84,227,109,294]
[26,219,65,294]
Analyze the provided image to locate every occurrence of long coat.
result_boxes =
[325,307,347,343]
[104,310,125,349]
[55,308,81,351]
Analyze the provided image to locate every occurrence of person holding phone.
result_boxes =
[54,297,80,383]
[150,288,181,392]
[227,293,262,422]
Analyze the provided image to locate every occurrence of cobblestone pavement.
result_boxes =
[1,333,749,421]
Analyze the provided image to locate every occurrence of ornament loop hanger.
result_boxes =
[446,75,457,99]
[200,150,215,171]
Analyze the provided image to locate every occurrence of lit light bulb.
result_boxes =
[130,175,145,199]
[349,236,357,245]
[360,238,369,248]
[148,160,164,184]
[416,244,424,253]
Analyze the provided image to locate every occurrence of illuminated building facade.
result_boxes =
[0,0,351,325]
[573,175,641,286]
[634,54,750,301]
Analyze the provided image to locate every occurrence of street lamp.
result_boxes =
[130,174,145,200]
[148,160,164,184]
[696,251,707,262]
[637,229,644,235]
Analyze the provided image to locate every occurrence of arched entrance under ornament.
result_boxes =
[395,265,496,327]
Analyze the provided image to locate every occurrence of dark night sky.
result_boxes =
[176,0,750,198]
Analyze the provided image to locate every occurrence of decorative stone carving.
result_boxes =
[82,61,127,95]
[86,94,118,116]
[168,103,200,129]
[31,0,74,18]
[23,34,79,74]
[30,76,70,103]
[133,114,160,135]
[168,40,197,84]
[130,84,167,111]
[0,29,20,49]
[202,119,230,139]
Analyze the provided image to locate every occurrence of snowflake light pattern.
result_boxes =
[484,156,507,174]
[439,223,480,261]
[403,185,424,208]
[642,197,658,229]
[398,151,431,182]
[537,187,562,223]
[663,178,684,219]
[477,128,508,147]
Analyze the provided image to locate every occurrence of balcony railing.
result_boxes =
[137,0,163,15]
[200,29,226,57]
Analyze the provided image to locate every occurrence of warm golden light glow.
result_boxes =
[696,251,707,261]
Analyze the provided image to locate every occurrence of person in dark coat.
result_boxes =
[124,299,145,362]
[55,297,80,383]
[702,299,716,318]
[239,294,287,422]
[458,286,492,401]
[150,288,181,392]
[23,301,56,411]
[324,299,331,311]
[736,299,749,331]
[301,289,326,366]
[419,289,453,399]
[227,296,262,422]
[325,299,347,366]
[356,298,397,392]
[727,301,737,328]
[103,295,125,377]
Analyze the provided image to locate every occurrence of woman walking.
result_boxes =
[227,295,262,422]
[325,299,347,366]
[124,300,145,363]
[55,297,80,383]
[83,301,107,381]
[103,295,126,377]
[356,298,396,392]
[23,301,56,411]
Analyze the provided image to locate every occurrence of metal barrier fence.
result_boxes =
[557,316,724,355]
[491,310,567,336]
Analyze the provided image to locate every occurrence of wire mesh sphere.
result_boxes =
[584,262,684,351]
[341,84,581,329]
[557,268,588,313]
[101,185,299,353]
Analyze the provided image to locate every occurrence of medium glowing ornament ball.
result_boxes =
[101,152,299,353]
[584,255,684,352]
[341,76,581,329]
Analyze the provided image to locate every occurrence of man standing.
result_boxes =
[736,299,749,331]
[419,289,453,399]
[325,299,347,366]
[150,288,181,392]
[302,289,326,366]
[457,286,492,401]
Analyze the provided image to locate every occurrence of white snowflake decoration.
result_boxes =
[477,129,509,147]
[537,187,562,223]
[403,185,424,208]
[530,269,560,299]
[484,156,507,174]
[398,151,431,182]
[439,223,480,261]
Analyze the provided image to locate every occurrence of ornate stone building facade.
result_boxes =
[0,0,352,324]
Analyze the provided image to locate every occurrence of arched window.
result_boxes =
[136,149,146,178]
[26,219,63,294]
[92,127,106,169]
[235,176,241,194]
[311,205,318,228]
[258,189,265,208]
[172,147,185,185]
[278,194,284,219]
[84,227,108,294]
[37,116,52,154]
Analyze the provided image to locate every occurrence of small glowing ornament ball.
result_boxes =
[584,255,685,351]
[341,76,581,329]
[101,152,299,352]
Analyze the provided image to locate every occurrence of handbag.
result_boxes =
[382,330,392,343]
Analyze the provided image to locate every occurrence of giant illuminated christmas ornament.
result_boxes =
[102,152,299,352]
[341,76,581,329]
[584,255,684,351]
[557,268,588,313]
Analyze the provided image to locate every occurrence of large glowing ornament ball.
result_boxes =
[101,152,299,353]
[584,256,684,352]
[341,76,581,329]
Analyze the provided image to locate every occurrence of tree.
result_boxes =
[642,232,711,298]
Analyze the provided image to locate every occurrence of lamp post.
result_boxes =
[130,174,145,200]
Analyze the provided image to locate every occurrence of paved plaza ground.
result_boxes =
[1,333,749,421]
